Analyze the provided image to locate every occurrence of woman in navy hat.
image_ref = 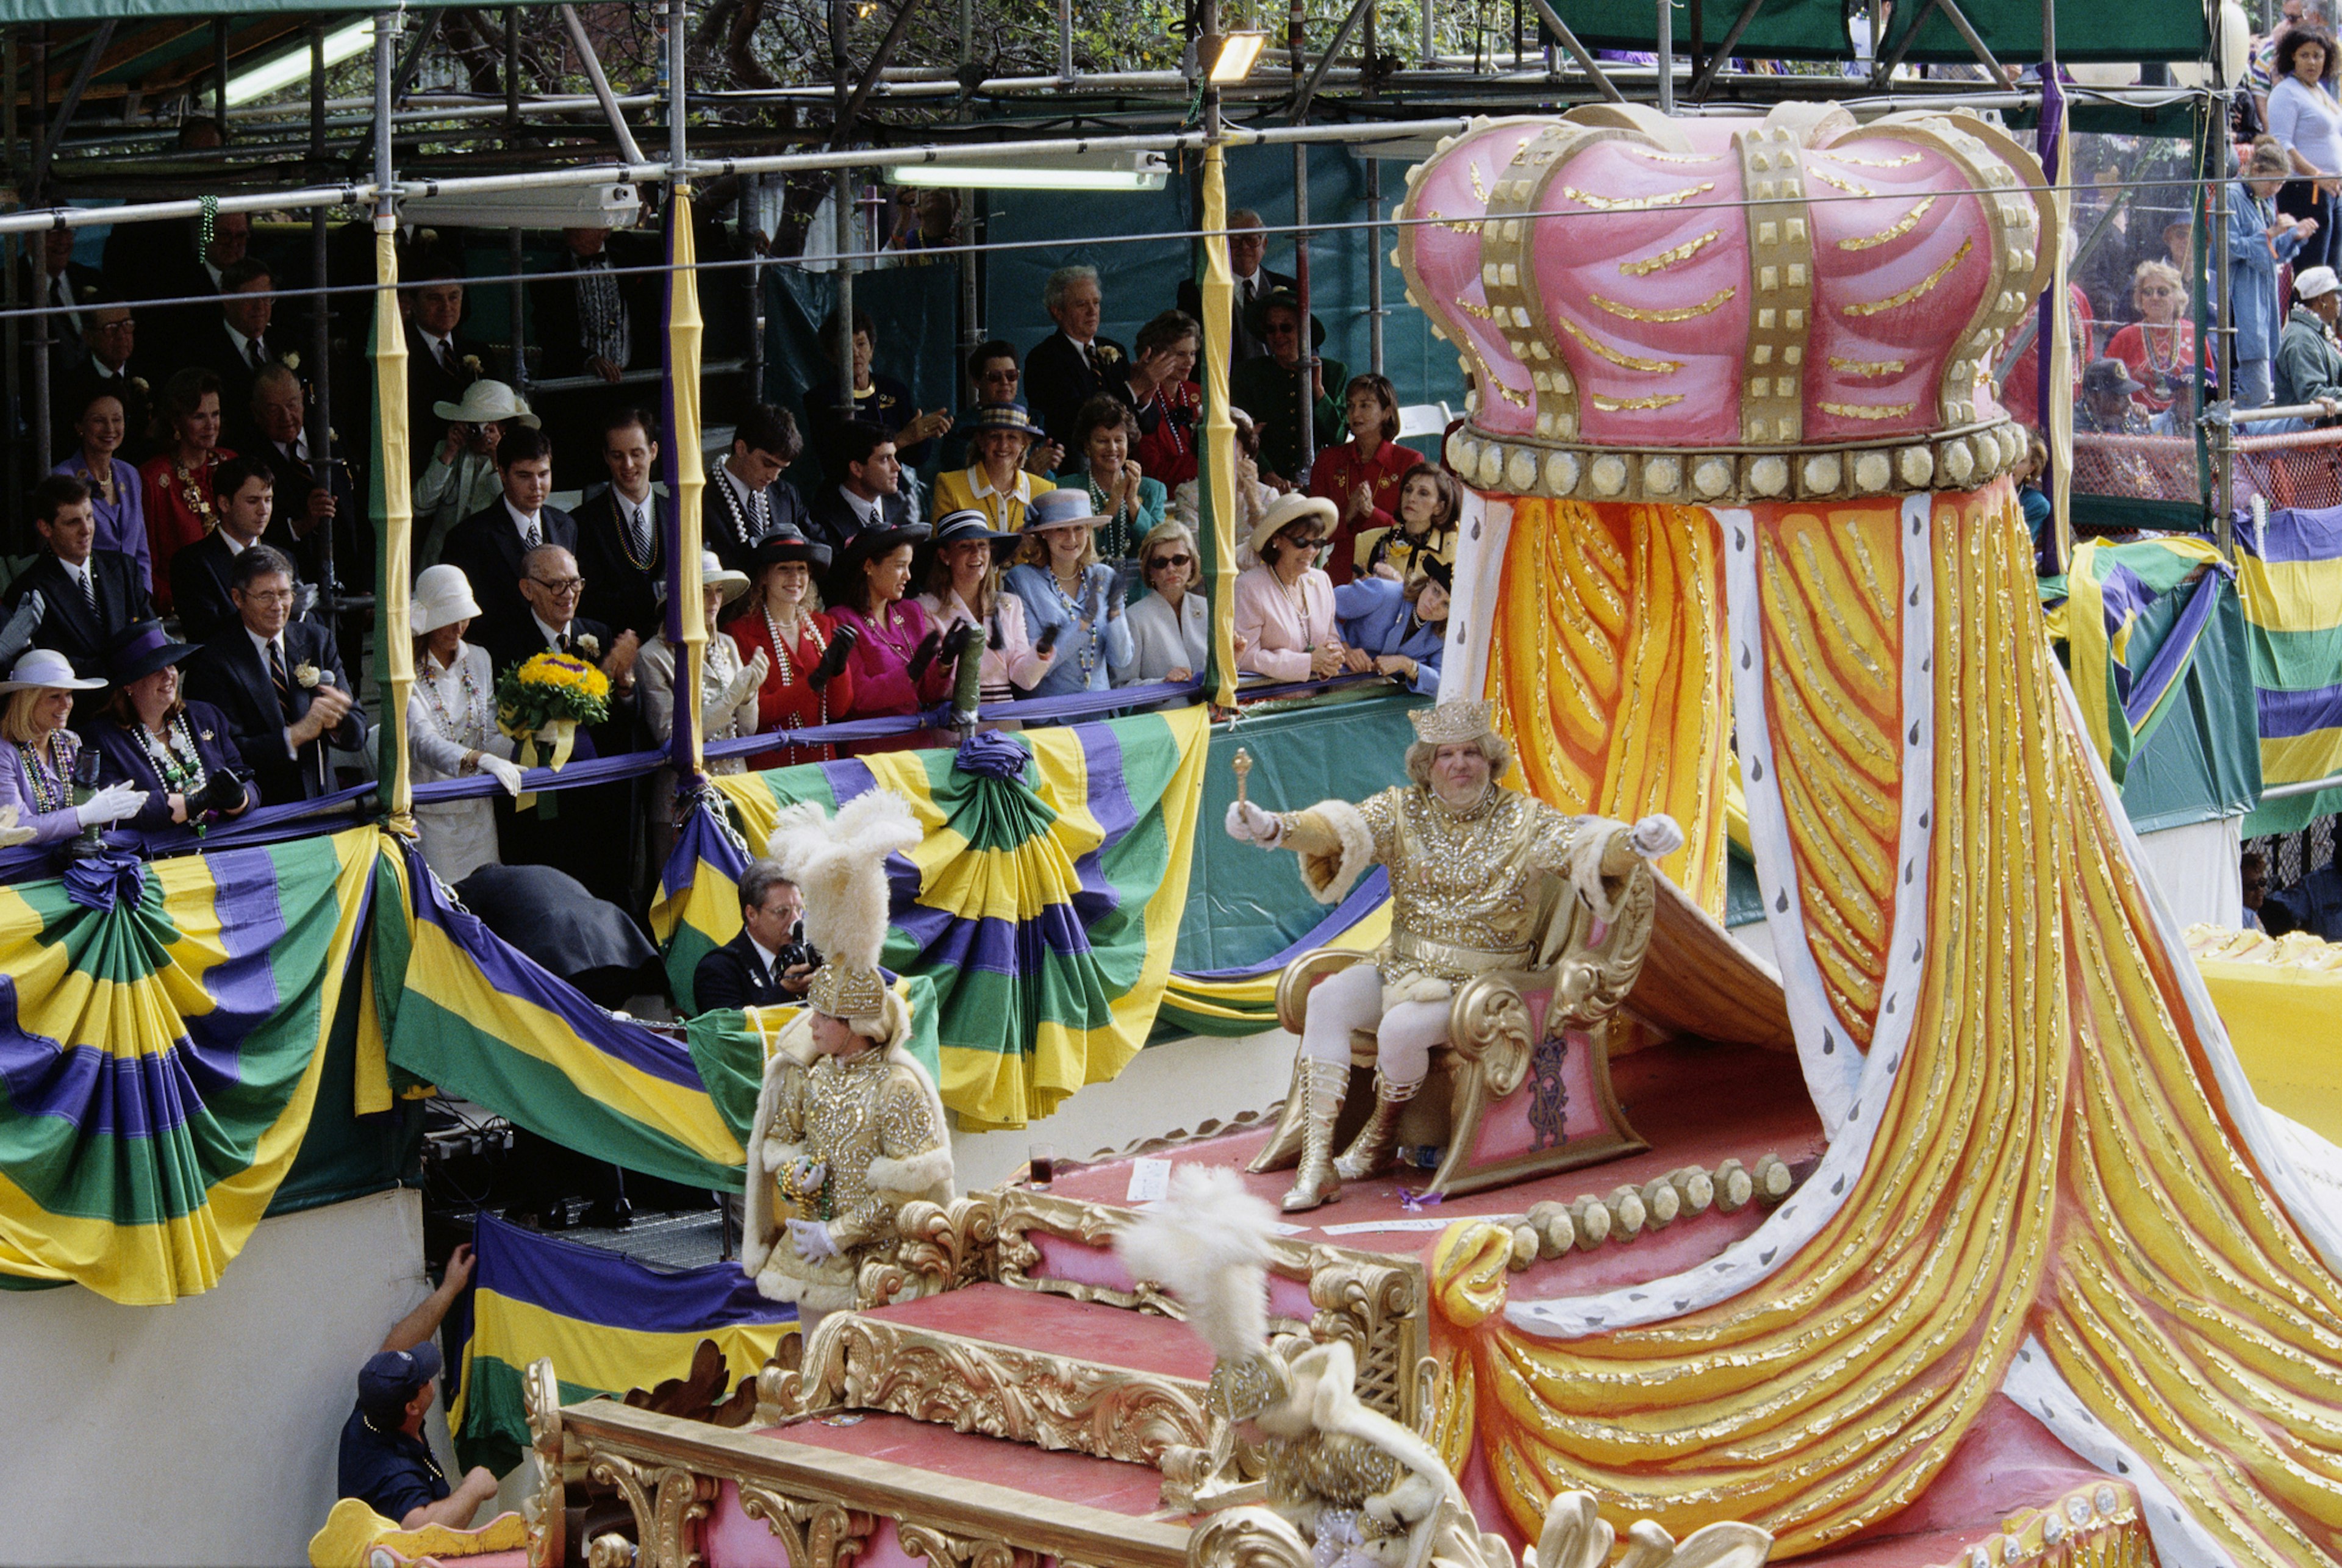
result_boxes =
[917,509,1058,718]
[931,401,1057,533]
[88,620,254,832]
[730,531,858,768]
[828,521,962,749]
[1003,489,1134,698]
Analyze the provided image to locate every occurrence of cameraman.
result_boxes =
[693,858,817,1013]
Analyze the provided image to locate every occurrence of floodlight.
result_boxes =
[1209,31,1268,84]
[224,18,374,108]
[398,182,644,229]
[884,149,1170,192]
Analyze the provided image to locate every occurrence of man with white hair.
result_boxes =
[1224,698,1684,1211]
[1023,265,1128,448]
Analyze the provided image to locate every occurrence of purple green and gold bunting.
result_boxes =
[0,829,376,1304]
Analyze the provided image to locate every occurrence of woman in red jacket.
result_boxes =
[726,532,856,769]
[1306,373,1414,585]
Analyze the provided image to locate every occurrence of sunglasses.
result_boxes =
[1150,553,1193,569]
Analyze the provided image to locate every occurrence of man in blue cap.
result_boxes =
[337,1242,501,1530]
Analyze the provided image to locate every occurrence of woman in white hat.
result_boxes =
[408,563,526,882]
[1231,493,1358,684]
[415,381,539,571]
[0,648,146,845]
[637,550,767,865]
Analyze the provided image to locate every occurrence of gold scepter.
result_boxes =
[1233,748,1252,807]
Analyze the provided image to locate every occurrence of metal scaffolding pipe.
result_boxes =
[560,4,649,167]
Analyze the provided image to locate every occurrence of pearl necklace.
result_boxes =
[421,650,490,753]
[1044,573,1101,684]
[760,602,829,728]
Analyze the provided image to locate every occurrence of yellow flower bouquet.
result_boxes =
[495,651,611,803]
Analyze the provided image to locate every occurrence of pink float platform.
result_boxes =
[573,1036,2144,1568]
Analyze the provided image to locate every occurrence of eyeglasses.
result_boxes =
[1149,553,1193,570]
[2139,286,2179,297]
[530,576,586,595]
[238,588,294,606]
[1264,321,1299,335]
[978,367,1019,383]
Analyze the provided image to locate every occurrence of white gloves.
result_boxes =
[479,754,526,797]
[76,783,147,828]
[1627,814,1685,861]
[1223,800,1283,847]
[0,806,33,848]
[787,1218,839,1262]
[722,650,770,711]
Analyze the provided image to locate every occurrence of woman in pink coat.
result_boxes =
[1233,493,1359,684]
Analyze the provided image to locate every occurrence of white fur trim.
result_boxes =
[868,1145,954,1197]
[1297,798,1376,905]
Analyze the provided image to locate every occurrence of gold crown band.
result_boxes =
[808,963,889,1020]
[1408,699,1499,746]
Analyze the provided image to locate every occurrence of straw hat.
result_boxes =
[1248,492,1338,557]
[410,563,484,636]
[654,550,753,607]
[432,379,540,429]
[964,401,1048,442]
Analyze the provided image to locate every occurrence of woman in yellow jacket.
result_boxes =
[931,401,1056,532]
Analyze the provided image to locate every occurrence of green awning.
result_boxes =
[1555,0,2207,65]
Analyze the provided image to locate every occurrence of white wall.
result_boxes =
[0,1189,447,1568]
[951,1028,1300,1189]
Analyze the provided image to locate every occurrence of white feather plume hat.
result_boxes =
[766,790,923,1040]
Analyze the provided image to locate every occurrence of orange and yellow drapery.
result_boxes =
[1481,499,1731,917]
[1434,482,2342,1564]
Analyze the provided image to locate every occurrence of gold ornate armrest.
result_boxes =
[523,1357,568,1568]
[1273,947,1377,1036]
[1547,858,1656,1033]
[1445,973,1537,1096]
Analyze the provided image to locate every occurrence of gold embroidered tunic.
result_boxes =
[752,1045,950,1309]
[1280,784,1588,989]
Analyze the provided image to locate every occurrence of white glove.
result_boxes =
[1627,814,1685,861]
[0,806,33,848]
[787,1218,839,1262]
[722,650,770,710]
[479,753,526,797]
[75,783,146,828]
[1223,799,1283,846]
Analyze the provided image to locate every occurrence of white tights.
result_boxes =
[1298,962,1446,1089]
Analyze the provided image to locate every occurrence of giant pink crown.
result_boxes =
[1395,102,2058,504]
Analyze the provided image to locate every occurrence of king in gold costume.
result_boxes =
[1224,698,1682,1211]
[742,791,954,1330]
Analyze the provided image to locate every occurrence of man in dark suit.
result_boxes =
[529,226,658,478]
[403,263,485,459]
[572,406,666,640]
[804,424,913,554]
[1023,264,1129,448]
[184,257,285,451]
[6,474,151,704]
[21,227,103,389]
[54,300,156,466]
[105,207,249,362]
[692,859,814,1014]
[183,543,366,806]
[1175,209,1295,367]
[249,363,368,596]
[170,454,302,645]
[479,540,641,905]
[703,404,814,577]
[439,425,578,651]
